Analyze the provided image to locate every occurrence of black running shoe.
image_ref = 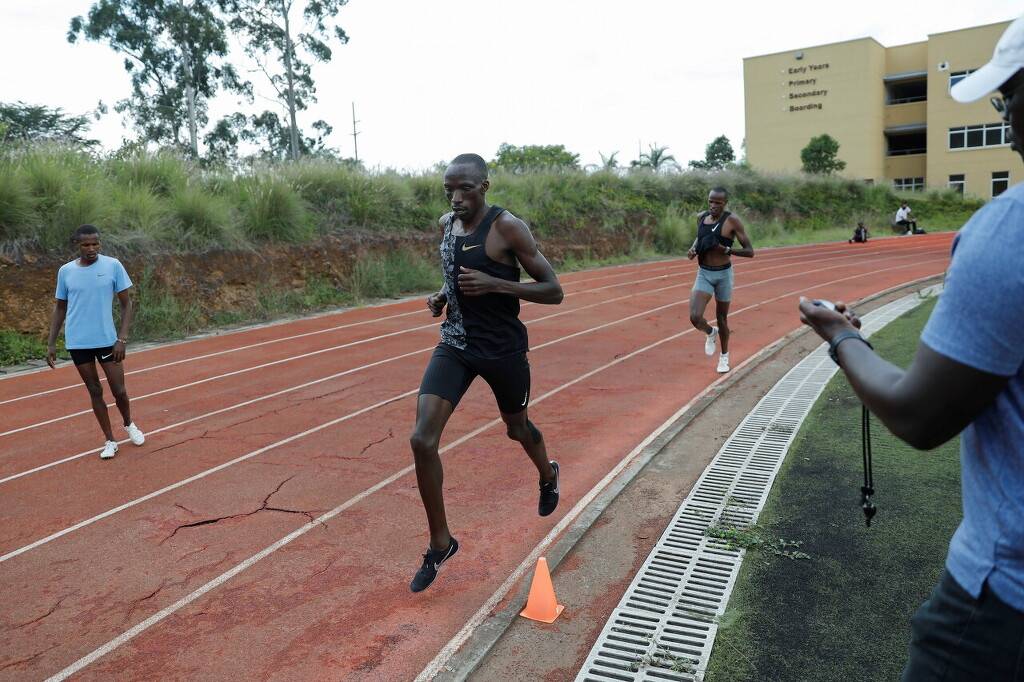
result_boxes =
[410,536,459,593]
[538,461,560,517]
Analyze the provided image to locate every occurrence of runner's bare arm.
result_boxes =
[799,299,1008,449]
[427,216,449,316]
[725,216,754,258]
[113,288,134,362]
[457,215,563,304]
[46,299,68,368]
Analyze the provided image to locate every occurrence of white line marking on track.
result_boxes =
[0,246,943,484]
[41,260,947,681]
[1,253,949,570]
[1,235,943,405]
[0,261,693,406]
[0,241,943,436]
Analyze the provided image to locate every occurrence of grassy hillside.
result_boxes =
[0,144,981,258]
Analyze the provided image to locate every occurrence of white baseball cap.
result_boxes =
[951,15,1024,103]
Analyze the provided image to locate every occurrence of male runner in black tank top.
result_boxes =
[686,187,754,373]
[408,153,564,592]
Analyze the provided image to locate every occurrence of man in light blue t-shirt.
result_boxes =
[800,16,1024,681]
[47,224,145,460]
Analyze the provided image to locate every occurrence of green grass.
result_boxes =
[0,331,69,366]
[348,249,441,302]
[0,143,984,257]
[704,298,962,682]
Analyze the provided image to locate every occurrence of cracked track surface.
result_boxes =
[0,237,954,680]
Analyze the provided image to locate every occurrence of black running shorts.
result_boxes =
[69,346,117,366]
[419,344,531,414]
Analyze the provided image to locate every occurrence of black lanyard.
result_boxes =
[861,405,877,526]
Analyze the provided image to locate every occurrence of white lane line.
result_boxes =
[0,261,693,407]
[0,241,941,436]
[0,278,695,484]
[4,254,947,562]
[0,245,939,481]
[44,257,949,682]
[0,236,940,405]
[0,266,699,437]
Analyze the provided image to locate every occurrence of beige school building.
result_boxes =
[743,20,1017,199]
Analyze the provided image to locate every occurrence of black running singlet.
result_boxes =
[695,210,734,253]
[439,205,528,358]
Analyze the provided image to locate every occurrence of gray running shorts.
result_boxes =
[693,266,734,302]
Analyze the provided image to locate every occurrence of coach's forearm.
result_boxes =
[498,280,564,305]
[834,342,929,446]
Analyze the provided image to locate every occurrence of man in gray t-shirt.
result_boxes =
[800,16,1024,681]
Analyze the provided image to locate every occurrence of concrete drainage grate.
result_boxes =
[575,288,938,682]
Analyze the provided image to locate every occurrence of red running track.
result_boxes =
[0,234,953,680]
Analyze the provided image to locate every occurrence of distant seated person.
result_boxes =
[849,221,869,243]
[894,201,926,234]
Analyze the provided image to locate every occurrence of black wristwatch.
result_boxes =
[828,331,872,366]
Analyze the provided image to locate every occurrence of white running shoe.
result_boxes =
[100,440,119,459]
[704,327,718,356]
[125,422,145,446]
[717,353,730,373]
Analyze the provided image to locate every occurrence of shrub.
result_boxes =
[240,175,311,242]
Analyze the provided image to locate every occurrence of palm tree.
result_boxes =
[599,150,619,170]
[631,144,678,173]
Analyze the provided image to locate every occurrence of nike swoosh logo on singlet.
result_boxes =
[461,244,481,252]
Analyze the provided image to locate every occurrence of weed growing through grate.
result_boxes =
[705,524,811,561]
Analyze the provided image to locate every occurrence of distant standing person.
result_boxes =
[47,224,145,459]
[408,153,564,593]
[687,187,755,373]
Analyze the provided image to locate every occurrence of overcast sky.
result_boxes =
[1,1,1018,171]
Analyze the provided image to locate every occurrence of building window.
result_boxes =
[992,171,1009,197]
[893,177,925,192]
[887,79,927,104]
[949,70,975,90]
[948,174,965,194]
[949,122,1010,149]
[886,130,927,156]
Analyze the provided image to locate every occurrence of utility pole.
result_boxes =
[351,101,360,164]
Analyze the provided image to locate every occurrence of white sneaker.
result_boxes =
[704,327,718,356]
[717,353,730,373]
[100,440,119,459]
[125,422,145,446]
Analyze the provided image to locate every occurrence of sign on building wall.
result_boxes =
[786,62,829,112]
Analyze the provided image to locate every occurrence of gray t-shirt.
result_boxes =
[921,181,1024,610]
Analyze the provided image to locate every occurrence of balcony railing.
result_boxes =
[887,148,927,156]
[888,95,927,104]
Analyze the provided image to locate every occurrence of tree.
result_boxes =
[688,135,734,170]
[631,144,678,173]
[68,0,248,156]
[598,150,619,171]
[492,143,580,173]
[203,110,337,163]
[0,101,99,147]
[800,134,847,174]
[224,0,349,161]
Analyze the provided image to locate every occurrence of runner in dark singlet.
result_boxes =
[687,187,754,373]
[408,153,564,592]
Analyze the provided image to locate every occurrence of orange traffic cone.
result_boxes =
[519,557,564,623]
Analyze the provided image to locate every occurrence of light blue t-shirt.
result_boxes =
[55,255,133,349]
[921,181,1024,611]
